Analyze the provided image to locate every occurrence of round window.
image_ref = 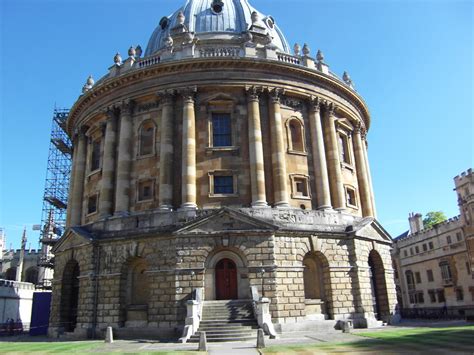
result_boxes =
[266,16,275,29]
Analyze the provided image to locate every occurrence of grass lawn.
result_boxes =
[0,340,204,354]
[262,325,474,354]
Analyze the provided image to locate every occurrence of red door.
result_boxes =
[215,258,238,300]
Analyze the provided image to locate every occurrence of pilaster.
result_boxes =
[69,128,88,226]
[353,124,373,217]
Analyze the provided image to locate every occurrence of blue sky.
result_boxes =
[0,0,472,249]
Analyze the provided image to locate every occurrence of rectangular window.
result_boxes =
[410,248,414,256]
[91,140,101,171]
[467,262,472,275]
[138,180,154,202]
[423,244,427,252]
[447,235,452,244]
[415,246,419,254]
[456,287,464,301]
[456,232,463,242]
[429,241,434,250]
[404,250,408,257]
[416,291,424,304]
[437,289,446,303]
[214,176,234,194]
[212,113,232,147]
[427,269,434,282]
[428,290,436,303]
[295,178,308,197]
[87,195,98,214]
[415,272,421,284]
[440,263,452,283]
[338,133,351,164]
[346,187,357,207]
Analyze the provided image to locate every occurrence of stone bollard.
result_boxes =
[198,331,207,351]
[257,328,265,349]
[105,326,114,343]
[341,320,353,333]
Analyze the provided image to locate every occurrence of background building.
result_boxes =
[392,169,474,318]
[49,0,397,340]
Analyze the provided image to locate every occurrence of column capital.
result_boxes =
[324,101,337,117]
[157,89,175,105]
[354,122,367,136]
[120,99,135,116]
[179,86,197,103]
[268,87,284,104]
[246,86,262,102]
[309,96,322,112]
[73,126,89,141]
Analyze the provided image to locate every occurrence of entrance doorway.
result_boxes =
[215,258,238,300]
[60,260,80,332]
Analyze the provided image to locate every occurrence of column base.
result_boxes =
[251,201,269,208]
[158,205,173,212]
[179,203,197,211]
[317,205,332,210]
[274,201,291,208]
[113,211,130,217]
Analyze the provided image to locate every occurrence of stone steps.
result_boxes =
[190,299,259,343]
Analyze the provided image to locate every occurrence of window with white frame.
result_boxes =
[211,113,232,147]
[208,171,238,197]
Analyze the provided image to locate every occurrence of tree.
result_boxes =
[423,211,447,229]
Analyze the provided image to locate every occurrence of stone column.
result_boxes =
[269,88,289,207]
[308,97,331,209]
[247,87,268,207]
[114,100,134,215]
[99,108,117,218]
[158,91,175,211]
[322,103,345,209]
[353,124,373,217]
[180,88,197,210]
[362,134,377,218]
[69,129,87,226]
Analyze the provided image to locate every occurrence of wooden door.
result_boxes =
[215,258,238,300]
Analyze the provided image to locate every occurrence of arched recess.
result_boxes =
[119,257,150,327]
[24,266,39,284]
[286,117,306,152]
[60,260,80,332]
[5,267,16,281]
[303,252,333,319]
[204,248,249,300]
[137,120,156,156]
[368,250,390,321]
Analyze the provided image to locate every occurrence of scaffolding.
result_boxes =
[37,108,72,288]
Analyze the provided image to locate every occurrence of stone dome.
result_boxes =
[145,0,291,56]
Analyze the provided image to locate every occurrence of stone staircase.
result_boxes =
[188,299,259,343]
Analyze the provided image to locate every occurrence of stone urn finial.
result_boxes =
[177,11,185,25]
[114,52,122,65]
[251,11,260,25]
[135,45,143,58]
[293,43,301,56]
[316,49,324,63]
[302,43,310,56]
[343,71,353,86]
[82,75,94,93]
[128,46,136,58]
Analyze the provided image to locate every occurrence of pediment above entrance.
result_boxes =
[352,217,392,243]
[173,208,279,236]
[52,227,94,253]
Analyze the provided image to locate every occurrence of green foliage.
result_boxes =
[423,211,448,228]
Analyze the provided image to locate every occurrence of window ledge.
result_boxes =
[137,198,154,203]
[341,162,355,171]
[209,193,239,198]
[346,203,359,210]
[136,153,156,160]
[291,194,311,200]
[287,150,308,156]
[87,169,102,179]
[206,146,239,155]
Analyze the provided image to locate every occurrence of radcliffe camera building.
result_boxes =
[49,0,397,340]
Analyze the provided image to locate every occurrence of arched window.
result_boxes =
[287,118,305,152]
[5,267,16,281]
[303,254,325,300]
[120,257,149,325]
[138,121,155,156]
[129,260,149,305]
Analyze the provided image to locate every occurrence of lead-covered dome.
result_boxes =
[145,0,291,56]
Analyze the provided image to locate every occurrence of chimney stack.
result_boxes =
[408,212,424,234]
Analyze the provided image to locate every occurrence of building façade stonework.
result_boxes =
[48,0,397,340]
